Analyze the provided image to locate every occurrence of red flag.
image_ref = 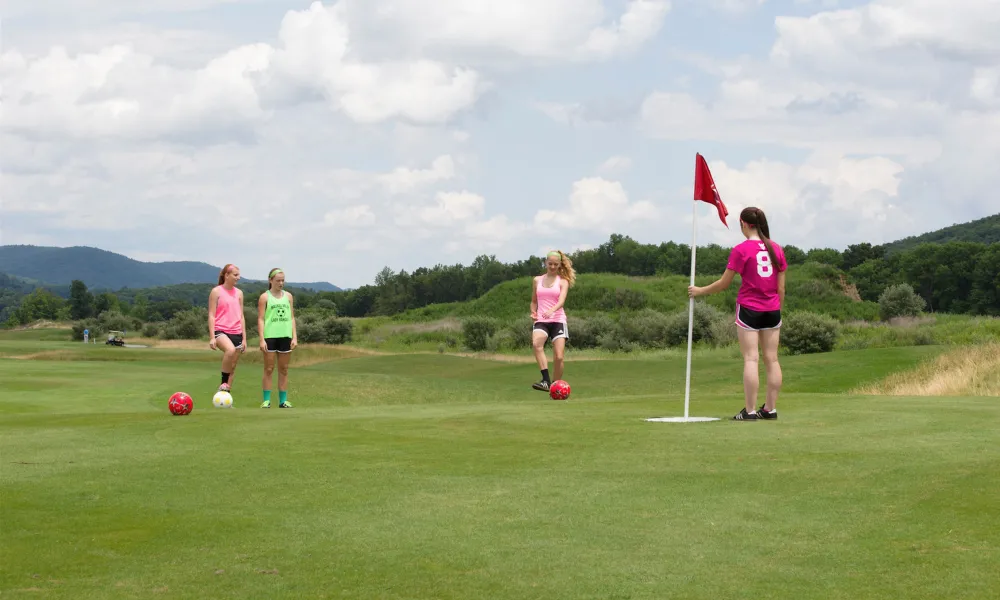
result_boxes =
[693,153,728,228]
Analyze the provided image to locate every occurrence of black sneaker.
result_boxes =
[732,408,759,421]
[757,406,777,420]
[532,380,551,392]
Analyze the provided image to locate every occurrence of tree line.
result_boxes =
[3,234,999,328]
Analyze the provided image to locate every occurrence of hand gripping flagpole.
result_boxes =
[646,153,722,424]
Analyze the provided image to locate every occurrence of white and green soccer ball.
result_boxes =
[212,391,234,408]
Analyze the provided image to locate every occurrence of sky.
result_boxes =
[1,0,998,289]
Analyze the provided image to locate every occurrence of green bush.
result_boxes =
[462,316,500,351]
[782,312,840,355]
[295,313,326,343]
[161,308,206,340]
[504,315,535,350]
[879,283,926,321]
[568,315,615,349]
[98,310,141,333]
[71,319,103,341]
[322,317,353,344]
[709,314,738,347]
[142,322,161,338]
[314,299,338,315]
[664,302,723,347]
[618,309,673,348]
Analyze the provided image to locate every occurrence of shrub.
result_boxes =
[296,314,326,344]
[462,316,500,351]
[708,314,738,347]
[782,312,839,355]
[142,322,161,338]
[598,331,637,353]
[879,283,926,321]
[71,319,103,341]
[322,317,353,344]
[569,315,615,349]
[314,299,338,315]
[664,302,723,347]
[97,310,140,333]
[618,309,673,348]
[162,309,206,340]
[504,315,535,350]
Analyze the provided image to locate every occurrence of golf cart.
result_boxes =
[106,331,126,347]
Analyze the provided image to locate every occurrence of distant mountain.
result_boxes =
[884,213,1000,253]
[0,245,341,292]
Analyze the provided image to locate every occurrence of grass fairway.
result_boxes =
[2,337,998,599]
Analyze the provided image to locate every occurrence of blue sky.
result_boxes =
[2,0,998,288]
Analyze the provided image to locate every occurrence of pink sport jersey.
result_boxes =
[726,239,788,312]
[213,285,243,334]
[536,276,567,323]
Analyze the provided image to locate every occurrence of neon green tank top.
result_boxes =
[263,291,294,339]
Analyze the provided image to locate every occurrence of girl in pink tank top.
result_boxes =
[529,250,576,392]
[208,263,246,393]
[688,207,786,422]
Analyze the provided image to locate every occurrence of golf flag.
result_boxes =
[694,153,728,228]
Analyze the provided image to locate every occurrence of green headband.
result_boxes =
[547,251,562,258]
[269,269,283,278]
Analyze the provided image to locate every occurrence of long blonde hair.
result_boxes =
[546,250,576,288]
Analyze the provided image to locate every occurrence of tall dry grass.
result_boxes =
[854,343,1000,397]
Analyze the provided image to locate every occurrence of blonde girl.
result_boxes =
[529,250,576,391]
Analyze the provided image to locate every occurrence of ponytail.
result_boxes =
[740,207,777,268]
[547,250,576,288]
[218,264,233,286]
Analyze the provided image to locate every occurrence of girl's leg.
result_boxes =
[531,330,551,389]
[215,335,238,390]
[261,350,275,406]
[737,327,760,414]
[552,337,567,381]
[277,352,292,407]
[760,328,783,412]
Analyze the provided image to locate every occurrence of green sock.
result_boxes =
[279,391,288,405]
[263,390,272,403]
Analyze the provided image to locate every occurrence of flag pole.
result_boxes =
[684,198,697,420]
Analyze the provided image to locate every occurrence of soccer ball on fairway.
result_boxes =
[212,391,234,408]
[168,392,193,415]
[549,380,571,400]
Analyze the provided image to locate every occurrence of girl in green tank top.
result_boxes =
[257,268,298,408]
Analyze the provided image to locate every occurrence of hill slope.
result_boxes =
[884,213,1000,253]
[0,245,340,292]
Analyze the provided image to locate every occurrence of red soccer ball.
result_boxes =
[549,380,571,400]
[169,392,193,416]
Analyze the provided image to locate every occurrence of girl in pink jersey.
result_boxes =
[208,263,247,393]
[529,250,576,392]
[689,207,788,421]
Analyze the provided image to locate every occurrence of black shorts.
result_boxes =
[214,331,244,348]
[735,304,782,331]
[533,321,569,341]
[264,337,293,353]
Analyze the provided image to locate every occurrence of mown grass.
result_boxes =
[2,330,999,599]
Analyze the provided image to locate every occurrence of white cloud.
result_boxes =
[701,154,912,248]
[341,0,670,62]
[597,156,633,175]
[535,177,659,232]
[324,205,376,228]
[378,156,456,195]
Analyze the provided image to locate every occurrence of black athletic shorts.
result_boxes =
[264,337,293,353]
[533,321,569,341]
[735,304,782,331]
[214,331,244,348]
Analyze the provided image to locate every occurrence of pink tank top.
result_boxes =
[536,275,566,323]
[213,285,243,335]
